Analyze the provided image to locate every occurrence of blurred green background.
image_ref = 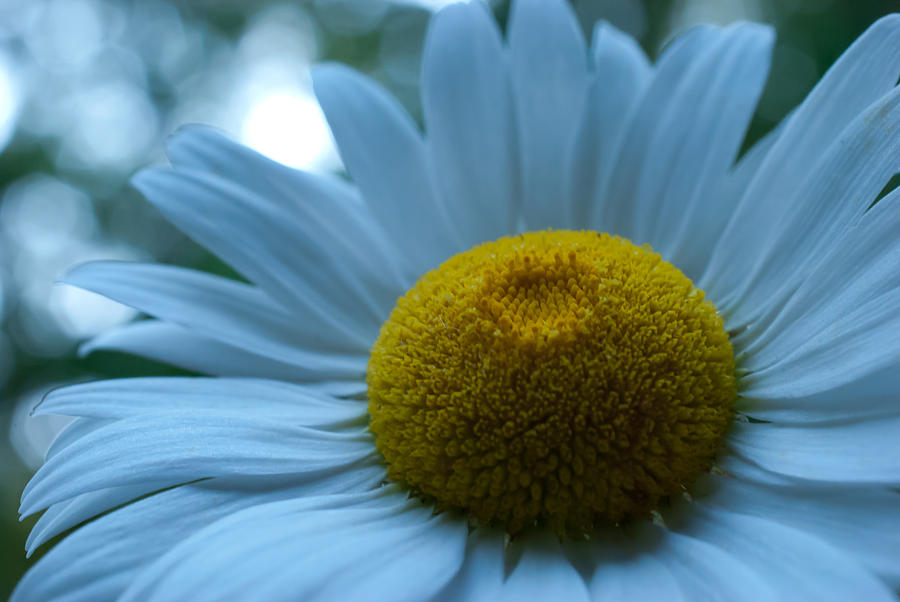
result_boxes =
[1,0,898,597]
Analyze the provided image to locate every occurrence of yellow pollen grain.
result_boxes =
[367,230,735,536]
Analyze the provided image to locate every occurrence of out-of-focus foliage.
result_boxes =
[1,0,898,596]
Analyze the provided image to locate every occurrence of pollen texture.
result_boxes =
[367,230,735,536]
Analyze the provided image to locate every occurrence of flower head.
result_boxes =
[15,0,900,600]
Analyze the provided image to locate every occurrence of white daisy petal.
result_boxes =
[647,24,772,279]
[132,168,384,347]
[698,121,786,314]
[65,261,368,373]
[508,0,588,229]
[705,472,900,587]
[20,412,376,517]
[26,483,172,556]
[712,452,806,487]
[13,472,385,602]
[42,418,107,460]
[600,23,773,278]
[433,529,507,602]
[639,523,774,602]
[594,24,720,240]
[313,64,463,275]
[166,125,350,214]
[36,378,368,491]
[674,503,896,601]
[703,14,900,305]
[81,320,366,393]
[35,377,367,426]
[717,113,784,212]
[166,124,303,204]
[502,530,590,602]
[727,418,900,483]
[569,21,651,228]
[720,85,900,329]
[738,291,900,399]
[167,129,416,288]
[589,529,684,602]
[737,361,899,422]
[422,1,518,248]
[737,189,900,373]
[119,494,466,602]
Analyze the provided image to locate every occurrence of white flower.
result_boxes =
[15,1,900,600]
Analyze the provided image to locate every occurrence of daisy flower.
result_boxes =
[15,0,900,599]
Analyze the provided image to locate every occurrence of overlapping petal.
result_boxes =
[433,529,507,602]
[737,361,899,423]
[133,168,392,348]
[508,0,588,229]
[14,471,385,602]
[34,377,367,426]
[704,464,900,587]
[501,531,591,602]
[65,262,368,373]
[596,23,772,281]
[569,21,651,228]
[422,1,518,248]
[314,64,463,276]
[587,529,684,601]
[670,504,896,601]
[726,417,900,484]
[20,412,376,517]
[80,321,368,395]
[703,14,900,307]
[638,523,774,601]
[736,189,900,397]
[118,492,466,602]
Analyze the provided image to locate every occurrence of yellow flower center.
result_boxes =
[367,230,735,536]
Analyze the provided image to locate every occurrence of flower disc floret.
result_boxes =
[367,230,736,535]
